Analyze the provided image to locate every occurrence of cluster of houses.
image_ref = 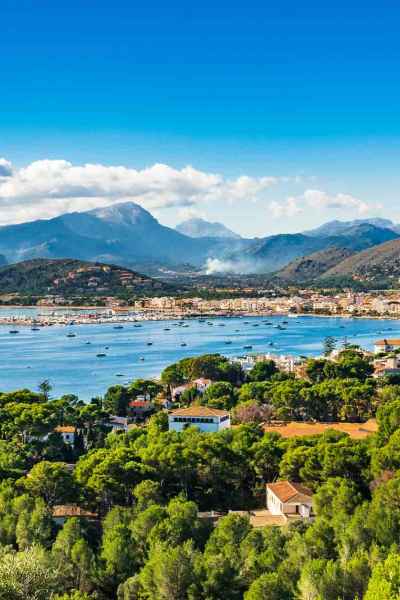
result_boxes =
[52,479,314,528]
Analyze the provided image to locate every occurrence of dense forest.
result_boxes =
[1,349,400,598]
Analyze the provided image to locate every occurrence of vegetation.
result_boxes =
[0,259,174,305]
[0,349,400,598]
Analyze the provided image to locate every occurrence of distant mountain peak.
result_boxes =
[176,217,241,239]
[89,201,156,226]
[304,217,397,238]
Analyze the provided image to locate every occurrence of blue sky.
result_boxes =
[1,0,400,235]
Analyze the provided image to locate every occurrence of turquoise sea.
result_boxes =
[0,310,398,400]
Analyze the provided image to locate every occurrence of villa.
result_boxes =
[374,338,400,354]
[54,425,76,445]
[266,481,314,520]
[168,406,231,433]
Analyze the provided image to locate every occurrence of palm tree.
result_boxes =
[38,379,52,401]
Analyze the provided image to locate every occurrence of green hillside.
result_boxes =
[0,258,173,300]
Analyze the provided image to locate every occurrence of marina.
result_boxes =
[0,311,399,399]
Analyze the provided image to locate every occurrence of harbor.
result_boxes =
[0,311,398,400]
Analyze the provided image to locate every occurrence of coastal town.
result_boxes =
[3,289,400,327]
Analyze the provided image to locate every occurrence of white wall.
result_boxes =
[168,416,230,433]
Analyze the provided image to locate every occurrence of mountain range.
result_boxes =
[0,202,399,283]
[0,202,247,274]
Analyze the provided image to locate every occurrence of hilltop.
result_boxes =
[277,246,355,283]
[274,237,400,288]
[321,238,400,285]
[176,217,241,239]
[0,258,173,300]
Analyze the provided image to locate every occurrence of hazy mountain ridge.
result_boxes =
[0,205,397,277]
[0,202,245,272]
[232,223,399,273]
[303,218,400,238]
[176,218,241,239]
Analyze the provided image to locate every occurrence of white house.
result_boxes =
[108,415,128,432]
[266,481,314,520]
[54,426,76,445]
[171,379,212,400]
[168,406,231,433]
[193,378,212,393]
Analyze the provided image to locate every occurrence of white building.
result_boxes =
[54,426,76,445]
[168,406,231,433]
[108,415,128,432]
[266,481,314,520]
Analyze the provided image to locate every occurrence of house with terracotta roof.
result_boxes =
[266,481,314,520]
[374,338,400,354]
[52,504,99,525]
[128,397,154,418]
[171,379,212,400]
[54,425,76,445]
[168,406,231,433]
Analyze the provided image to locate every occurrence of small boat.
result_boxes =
[116,373,124,377]
[134,324,142,328]
[181,342,187,347]
[198,319,205,323]
[9,330,19,334]
[105,346,109,350]
[139,357,145,361]
[218,323,226,327]
[225,340,232,345]
[252,324,259,327]
[282,321,288,324]
[147,342,153,346]
[244,321,250,324]
[66,333,76,338]
[164,328,171,331]
[85,341,91,345]
[114,325,124,330]
[96,353,107,358]
[31,327,40,331]
[243,345,253,350]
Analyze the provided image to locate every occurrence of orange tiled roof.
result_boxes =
[267,481,313,503]
[52,505,98,518]
[170,406,229,418]
[375,339,400,346]
[54,426,76,433]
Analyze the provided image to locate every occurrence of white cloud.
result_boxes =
[269,188,380,219]
[302,189,373,214]
[0,159,279,225]
[269,197,302,218]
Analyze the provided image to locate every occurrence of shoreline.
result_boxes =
[0,307,399,328]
